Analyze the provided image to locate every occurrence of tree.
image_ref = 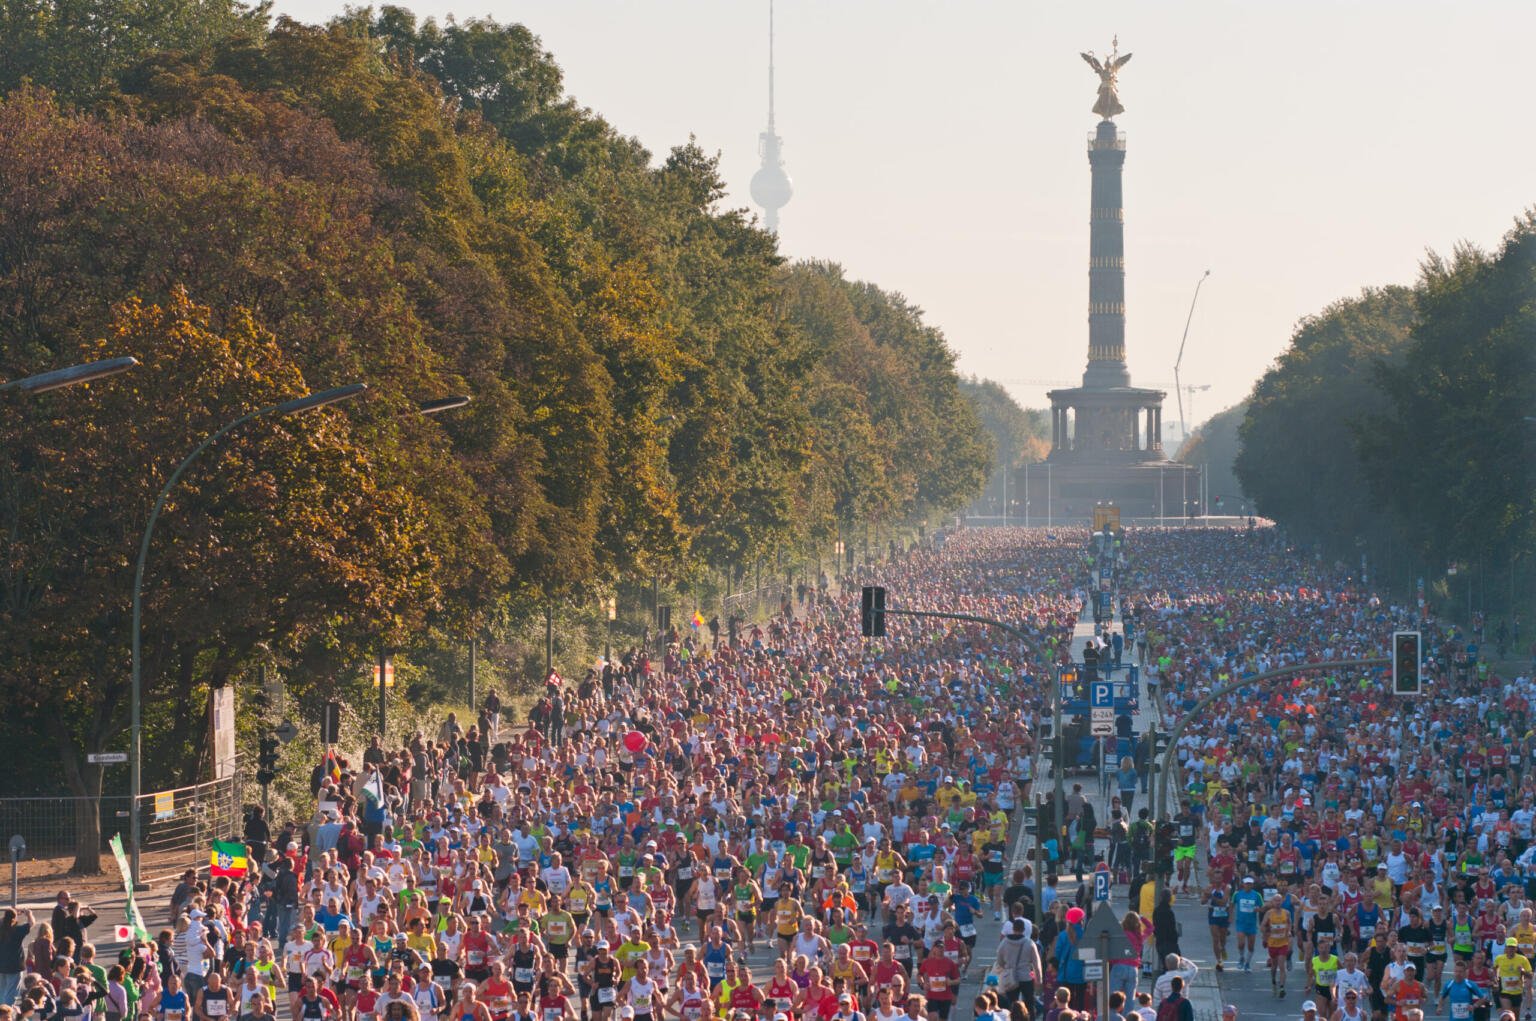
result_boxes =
[1235,287,1416,550]
[1,290,439,870]
[0,0,266,107]
[0,5,998,861]
[961,378,1049,516]
[1360,217,1536,572]
[1177,401,1249,512]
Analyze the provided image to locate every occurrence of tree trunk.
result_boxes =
[49,717,105,875]
[164,642,199,786]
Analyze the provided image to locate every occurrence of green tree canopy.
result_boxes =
[1235,286,1416,548]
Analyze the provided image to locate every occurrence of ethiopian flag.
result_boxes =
[210,839,248,878]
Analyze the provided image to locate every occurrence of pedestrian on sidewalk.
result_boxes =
[1152,890,1181,965]
[1154,976,1193,1021]
[992,919,1042,1012]
[1152,955,1198,1004]
[1107,810,1130,875]
[1110,912,1151,1003]
[1117,759,1139,816]
[0,908,30,1006]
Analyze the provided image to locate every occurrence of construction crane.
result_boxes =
[1179,383,1212,436]
[1173,269,1212,440]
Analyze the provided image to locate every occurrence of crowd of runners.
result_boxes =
[1125,531,1535,1021]
[0,526,1529,1021]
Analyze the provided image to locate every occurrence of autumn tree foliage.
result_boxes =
[0,7,990,861]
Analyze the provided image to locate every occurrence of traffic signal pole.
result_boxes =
[1150,656,1389,904]
[861,592,1058,926]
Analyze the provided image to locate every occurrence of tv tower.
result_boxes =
[749,0,792,233]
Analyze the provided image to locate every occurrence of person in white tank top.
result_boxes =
[870,989,903,1021]
[1330,988,1365,1021]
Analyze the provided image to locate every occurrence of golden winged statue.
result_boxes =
[1081,36,1133,119]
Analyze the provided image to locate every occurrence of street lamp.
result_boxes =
[1,356,138,394]
[416,395,471,416]
[129,383,366,888]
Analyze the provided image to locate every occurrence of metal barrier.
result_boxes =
[721,581,790,624]
[135,776,243,857]
[0,776,241,879]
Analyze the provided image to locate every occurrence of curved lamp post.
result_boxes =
[415,395,471,416]
[129,383,366,887]
[1,356,139,394]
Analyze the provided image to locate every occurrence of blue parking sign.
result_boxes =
[1094,871,1111,902]
[1091,681,1113,708]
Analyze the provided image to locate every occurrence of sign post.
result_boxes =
[8,835,23,909]
[87,752,128,765]
[1080,903,1133,1021]
[1091,680,1114,737]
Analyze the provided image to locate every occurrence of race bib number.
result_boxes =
[598,990,616,1005]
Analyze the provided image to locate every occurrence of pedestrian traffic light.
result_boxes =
[860,586,886,637]
[1392,630,1422,695]
[257,734,279,786]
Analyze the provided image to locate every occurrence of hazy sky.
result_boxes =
[273,0,1536,435]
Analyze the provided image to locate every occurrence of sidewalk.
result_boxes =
[1046,589,1226,1021]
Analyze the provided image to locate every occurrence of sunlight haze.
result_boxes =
[271,0,1536,434]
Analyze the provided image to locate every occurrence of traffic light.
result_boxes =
[1392,630,1422,696]
[860,586,886,637]
[257,734,279,786]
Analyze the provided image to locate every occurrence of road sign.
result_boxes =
[1083,961,1104,981]
[1079,902,1135,960]
[1093,871,1111,902]
[87,752,128,765]
[1083,678,1112,734]
[274,719,300,744]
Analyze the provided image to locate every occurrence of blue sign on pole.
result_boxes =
[1093,871,1111,902]
[1091,681,1113,708]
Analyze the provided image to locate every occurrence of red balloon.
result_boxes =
[623,730,648,754]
